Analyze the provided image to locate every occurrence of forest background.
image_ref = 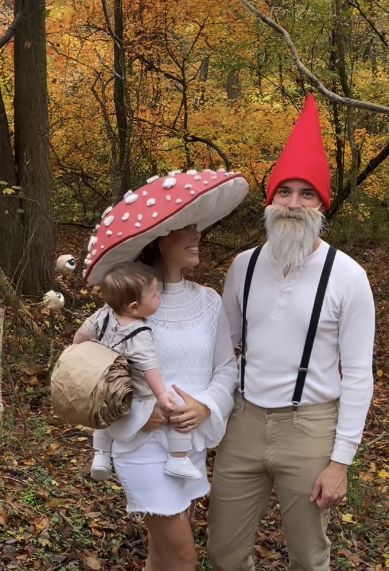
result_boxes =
[0,0,388,570]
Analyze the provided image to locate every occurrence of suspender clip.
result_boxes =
[292,402,299,425]
[298,367,308,373]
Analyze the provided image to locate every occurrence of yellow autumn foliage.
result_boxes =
[0,0,388,222]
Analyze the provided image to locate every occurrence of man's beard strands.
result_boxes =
[264,206,325,273]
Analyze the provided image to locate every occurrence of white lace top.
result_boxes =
[107,280,239,455]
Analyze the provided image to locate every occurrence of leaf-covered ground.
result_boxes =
[0,228,388,570]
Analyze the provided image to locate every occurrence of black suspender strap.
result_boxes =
[240,244,337,404]
[97,313,152,349]
[97,313,110,341]
[240,246,262,397]
[291,246,337,408]
[111,326,152,349]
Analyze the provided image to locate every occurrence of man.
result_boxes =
[208,94,375,571]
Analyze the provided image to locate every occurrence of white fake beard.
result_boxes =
[264,205,324,273]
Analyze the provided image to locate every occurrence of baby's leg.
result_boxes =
[91,428,113,481]
[168,429,192,457]
[93,428,113,453]
[164,428,202,480]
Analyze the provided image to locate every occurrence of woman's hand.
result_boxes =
[142,404,169,432]
[169,385,210,432]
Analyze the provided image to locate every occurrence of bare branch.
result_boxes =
[0,12,22,49]
[101,0,122,48]
[346,0,387,47]
[0,267,45,342]
[186,16,209,61]
[91,74,117,146]
[136,116,231,169]
[329,140,389,218]
[136,54,184,86]
[239,0,389,114]
[186,134,231,170]
[373,0,389,14]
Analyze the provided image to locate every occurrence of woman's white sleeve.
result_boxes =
[194,303,239,447]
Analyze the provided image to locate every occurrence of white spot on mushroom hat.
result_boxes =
[84,169,249,284]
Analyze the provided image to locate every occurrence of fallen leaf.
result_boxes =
[85,556,101,570]
[341,513,355,523]
[0,506,8,526]
[109,484,122,491]
[86,512,101,518]
[47,443,61,456]
[32,516,50,534]
[254,544,280,559]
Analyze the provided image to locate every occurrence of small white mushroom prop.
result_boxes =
[84,168,249,284]
[42,290,65,311]
[56,254,77,274]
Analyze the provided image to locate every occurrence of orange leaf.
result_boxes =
[32,516,50,534]
[0,506,8,526]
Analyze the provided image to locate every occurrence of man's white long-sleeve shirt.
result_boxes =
[222,240,375,465]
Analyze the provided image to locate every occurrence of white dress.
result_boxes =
[109,280,238,516]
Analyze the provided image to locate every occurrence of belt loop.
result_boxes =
[292,401,298,427]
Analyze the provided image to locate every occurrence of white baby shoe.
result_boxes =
[91,451,112,481]
[164,456,202,480]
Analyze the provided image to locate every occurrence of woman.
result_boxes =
[82,171,249,570]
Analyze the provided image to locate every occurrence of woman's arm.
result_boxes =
[194,301,238,413]
[170,301,238,438]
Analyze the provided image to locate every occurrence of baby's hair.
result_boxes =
[100,262,157,315]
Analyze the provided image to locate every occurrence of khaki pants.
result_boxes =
[208,395,338,571]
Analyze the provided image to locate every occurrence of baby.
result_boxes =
[73,262,201,480]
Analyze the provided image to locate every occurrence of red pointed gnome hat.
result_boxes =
[267,94,331,210]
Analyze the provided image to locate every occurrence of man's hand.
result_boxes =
[142,404,169,432]
[310,461,348,509]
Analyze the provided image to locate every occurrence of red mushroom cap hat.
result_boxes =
[84,169,249,284]
[267,94,331,210]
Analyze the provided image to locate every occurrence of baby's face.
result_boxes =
[135,278,161,318]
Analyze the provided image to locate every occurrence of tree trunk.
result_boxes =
[0,85,24,282]
[226,69,241,100]
[14,0,54,295]
[0,88,15,185]
[113,0,131,202]
[0,307,4,425]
